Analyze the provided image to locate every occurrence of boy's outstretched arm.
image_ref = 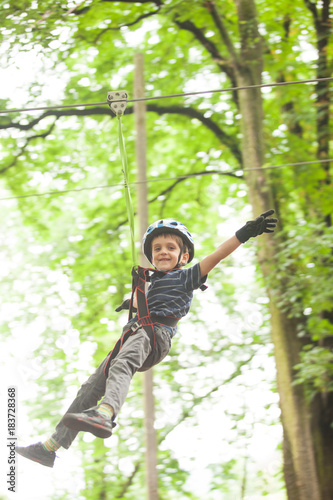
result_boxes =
[199,209,278,277]
[199,235,241,277]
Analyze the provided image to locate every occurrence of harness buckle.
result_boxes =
[107,90,128,116]
[129,321,141,333]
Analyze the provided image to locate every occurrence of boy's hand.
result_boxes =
[235,209,278,243]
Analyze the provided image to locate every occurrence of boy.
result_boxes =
[16,211,277,467]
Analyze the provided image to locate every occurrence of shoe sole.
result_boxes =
[62,413,112,439]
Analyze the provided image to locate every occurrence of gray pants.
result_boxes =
[52,324,172,449]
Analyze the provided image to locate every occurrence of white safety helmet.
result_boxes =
[142,219,195,265]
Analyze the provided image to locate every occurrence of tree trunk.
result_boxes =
[234,1,322,498]
[312,0,331,222]
[306,1,333,497]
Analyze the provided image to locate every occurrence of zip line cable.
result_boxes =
[0,158,331,202]
[0,77,331,213]
[0,77,332,115]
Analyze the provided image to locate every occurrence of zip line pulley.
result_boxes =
[107,91,128,116]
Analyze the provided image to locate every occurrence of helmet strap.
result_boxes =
[175,249,183,268]
[176,244,189,268]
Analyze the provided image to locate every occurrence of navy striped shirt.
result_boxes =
[147,263,207,322]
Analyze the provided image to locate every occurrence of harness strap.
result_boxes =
[104,266,165,376]
[129,266,151,321]
[149,315,179,327]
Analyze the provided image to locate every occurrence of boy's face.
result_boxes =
[151,234,189,272]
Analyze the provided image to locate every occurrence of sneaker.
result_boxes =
[16,442,56,468]
[62,407,114,439]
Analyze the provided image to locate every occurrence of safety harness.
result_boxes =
[104,266,180,376]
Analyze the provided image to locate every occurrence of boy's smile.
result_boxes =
[151,235,188,271]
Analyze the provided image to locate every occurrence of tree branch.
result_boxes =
[303,0,318,20]
[93,8,161,43]
[147,168,241,201]
[112,167,242,230]
[102,0,163,4]
[173,15,238,106]
[73,0,163,16]
[0,107,109,131]
[173,16,237,83]
[66,1,85,15]
[204,1,240,65]
[322,0,331,23]
[148,103,242,164]
[115,462,141,498]
[0,122,57,175]
[0,104,241,164]
[158,353,255,441]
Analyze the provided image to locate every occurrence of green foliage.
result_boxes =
[158,449,196,500]
[1,0,332,498]
[273,222,333,326]
[293,346,333,400]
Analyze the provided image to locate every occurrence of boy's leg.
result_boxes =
[61,328,152,438]
[101,327,153,415]
[16,327,171,466]
[51,355,109,448]
[102,325,171,414]
[57,326,171,439]
[16,354,110,467]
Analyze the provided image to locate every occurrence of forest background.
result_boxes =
[0,0,332,499]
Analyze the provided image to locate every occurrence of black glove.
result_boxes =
[115,299,137,312]
[235,209,278,243]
